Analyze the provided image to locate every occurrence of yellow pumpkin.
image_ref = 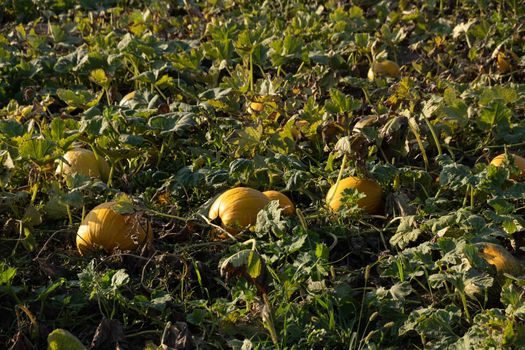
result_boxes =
[490,153,525,176]
[476,242,522,276]
[490,153,525,180]
[367,60,401,80]
[496,52,511,74]
[249,101,264,112]
[326,176,383,214]
[490,153,525,181]
[56,148,110,181]
[263,190,295,216]
[76,201,152,255]
[208,187,270,235]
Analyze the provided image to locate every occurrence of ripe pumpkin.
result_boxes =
[76,201,152,255]
[249,101,264,112]
[476,242,523,276]
[496,52,511,74]
[326,176,383,214]
[490,153,525,180]
[56,148,110,181]
[263,190,295,216]
[367,60,401,80]
[208,187,270,235]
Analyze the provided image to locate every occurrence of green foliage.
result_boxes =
[1,0,525,348]
[47,328,86,350]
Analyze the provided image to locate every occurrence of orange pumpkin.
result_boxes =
[263,190,295,216]
[326,176,383,214]
[490,153,525,180]
[208,187,270,235]
[476,242,522,276]
[76,201,152,255]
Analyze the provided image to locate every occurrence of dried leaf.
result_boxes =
[220,249,269,295]
[160,321,192,350]
[90,319,126,350]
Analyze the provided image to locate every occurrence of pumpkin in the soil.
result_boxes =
[367,60,400,80]
[208,187,270,235]
[249,101,264,112]
[263,190,295,216]
[76,201,152,255]
[496,52,511,74]
[56,148,110,181]
[476,242,523,276]
[326,176,383,214]
[490,153,525,180]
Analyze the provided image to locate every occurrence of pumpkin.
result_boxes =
[496,52,511,74]
[263,190,295,216]
[476,242,522,276]
[249,101,264,112]
[208,187,270,235]
[56,148,110,181]
[326,176,383,214]
[490,153,525,180]
[76,201,152,255]
[367,60,401,80]
[290,120,309,141]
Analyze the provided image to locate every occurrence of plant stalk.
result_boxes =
[327,153,348,206]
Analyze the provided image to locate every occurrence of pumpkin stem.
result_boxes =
[147,209,187,222]
[261,292,280,349]
[198,214,238,241]
[327,153,348,207]
[242,238,257,251]
[408,117,429,171]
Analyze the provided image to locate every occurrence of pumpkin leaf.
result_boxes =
[0,262,16,285]
[89,69,110,88]
[0,120,24,138]
[148,112,197,135]
[112,193,136,215]
[57,88,102,109]
[501,284,525,318]
[110,269,129,288]
[47,329,86,350]
[399,305,461,341]
[220,248,269,295]
[334,136,352,155]
[315,243,329,261]
[255,200,287,238]
[18,138,57,165]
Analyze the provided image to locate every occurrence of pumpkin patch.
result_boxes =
[2,1,525,349]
